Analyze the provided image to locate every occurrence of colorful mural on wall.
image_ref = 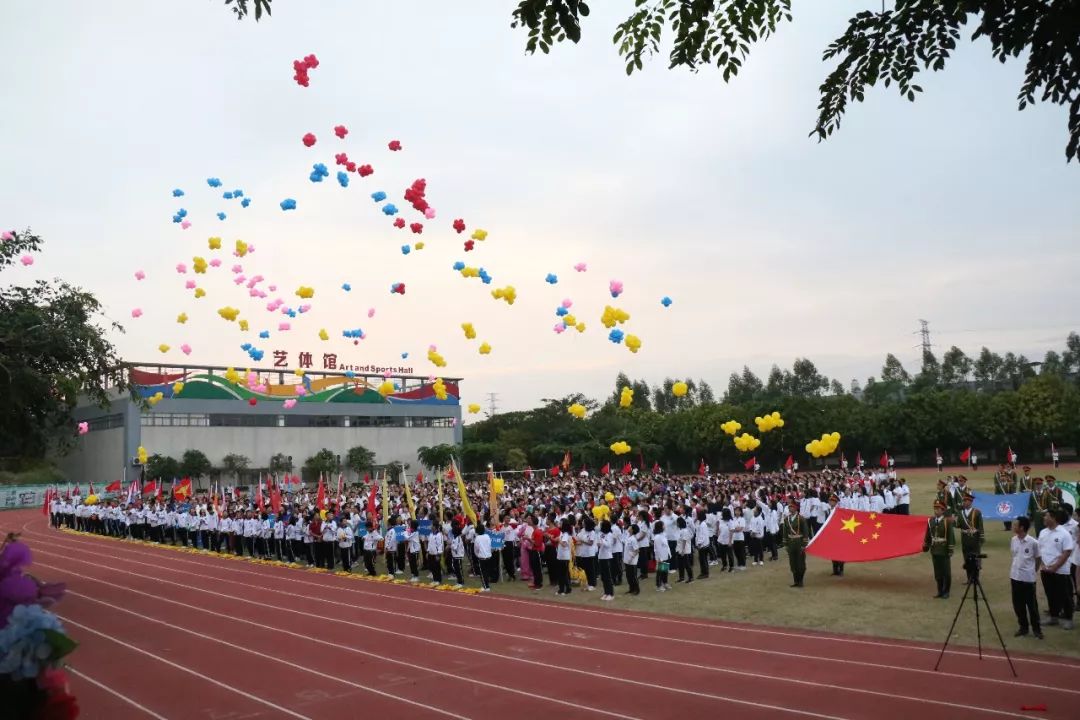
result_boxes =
[130,368,459,405]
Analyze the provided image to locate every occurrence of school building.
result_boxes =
[55,361,463,487]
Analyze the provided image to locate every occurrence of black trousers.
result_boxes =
[624,560,640,593]
[718,543,734,570]
[637,544,651,579]
[556,558,572,594]
[1042,571,1075,620]
[408,551,419,577]
[764,532,778,560]
[363,549,377,576]
[579,555,597,588]
[429,552,443,583]
[1011,579,1040,633]
[527,549,542,588]
[677,553,694,582]
[502,544,517,580]
[477,556,491,589]
[697,547,710,578]
[832,561,845,576]
[733,540,746,568]
[545,547,558,585]
[748,536,764,563]
[599,558,614,595]
[612,551,623,585]
[450,557,464,585]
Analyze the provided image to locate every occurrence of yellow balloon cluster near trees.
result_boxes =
[604,491,615,503]
[754,411,785,433]
[720,419,742,436]
[672,381,688,397]
[377,380,395,397]
[733,433,761,452]
[610,440,632,455]
[567,403,587,419]
[137,446,148,464]
[806,432,842,458]
[619,386,633,408]
[467,403,481,414]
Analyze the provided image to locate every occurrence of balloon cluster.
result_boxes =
[461,322,476,340]
[720,420,742,436]
[378,380,396,397]
[292,54,319,87]
[467,403,481,414]
[478,342,492,355]
[806,432,841,458]
[625,334,641,353]
[609,280,624,298]
[592,504,611,521]
[427,347,447,367]
[137,446,148,465]
[491,286,516,305]
[733,433,762,452]
[567,403,587,419]
[755,411,785,433]
[619,386,634,408]
[610,441,632,455]
[218,306,240,322]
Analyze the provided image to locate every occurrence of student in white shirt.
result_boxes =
[731,509,747,571]
[1038,509,1075,629]
[622,525,640,595]
[426,523,445,584]
[652,521,672,591]
[321,517,338,570]
[384,517,400,575]
[337,520,355,573]
[406,519,422,581]
[1009,516,1042,639]
[717,508,735,572]
[610,522,624,586]
[694,510,712,579]
[748,507,766,566]
[674,516,694,583]
[575,518,598,591]
[597,520,616,600]
[362,521,383,577]
[555,519,574,595]
[473,522,493,592]
[448,524,466,587]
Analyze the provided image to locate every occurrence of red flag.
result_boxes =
[72,484,81,497]
[561,450,572,470]
[1006,446,1016,464]
[879,452,889,468]
[270,483,282,514]
[959,447,971,463]
[142,480,156,496]
[316,474,327,510]
[784,454,794,470]
[42,487,53,516]
[600,463,611,476]
[621,462,633,475]
[105,480,121,493]
[698,459,706,475]
[416,470,424,483]
[549,465,560,477]
[88,482,95,496]
[173,478,193,501]
[855,451,863,467]
[807,509,929,563]
[155,480,162,501]
[256,476,265,512]
[366,484,377,521]
[523,467,532,480]
[651,461,660,474]
[744,457,756,470]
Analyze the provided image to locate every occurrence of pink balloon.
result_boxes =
[131,308,143,318]
[574,262,587,272]
[424,207,436,219]
[268,284,277,291]
[20,255,33,266]
[248,288,260,297]
[180,343,192,355]
[231,264,243,274]
[383,370,392,378]
[561,298,573,308]
[283,399,297,409]
[77,421,89,435]
[278,322,291,331]
[181,221,191,229]
[367,308,376,318]
[209,258,221,267]
[295,386,307,397]
[0,231,13,241]
[553,323,565,334]
[234,275,246,285]
[299,304,311,312]
[185,280,196,289]
[134,270,146,280]
[176,263,187,274]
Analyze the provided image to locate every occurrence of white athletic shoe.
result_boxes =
[409,576,419,583]
[453,583,464,589]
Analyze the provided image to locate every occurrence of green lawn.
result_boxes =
[484,465,1080,658]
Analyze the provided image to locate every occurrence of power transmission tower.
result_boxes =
[918,319,933,357]
[485,392,499,416]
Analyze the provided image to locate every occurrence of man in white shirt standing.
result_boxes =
[1038,509,1075,630]
[1009,516,1042,639]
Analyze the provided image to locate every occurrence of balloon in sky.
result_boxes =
[280,198,297,211]
[302,132,316,147]
[574,262,587,272]
[334,125,348,139]
[661,296,673,307]
[567,403,587,419]
[672,381,688,397]
[545,273,558,284]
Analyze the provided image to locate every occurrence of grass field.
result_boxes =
[485,464,1080,659]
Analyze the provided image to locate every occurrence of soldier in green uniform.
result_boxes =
[826,494,844,577]
[923,499,955,599]
[1045,476,1064,511]
[934,478,952,517]
[781,497,810,588]
[1016,466,1030,492]
[1029,477,1051,536]
[956,492,984,584]
[994,466,1016,530]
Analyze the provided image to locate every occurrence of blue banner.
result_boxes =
[972,491,1030,521]
[418,518,432,537]
[490,533,505,551]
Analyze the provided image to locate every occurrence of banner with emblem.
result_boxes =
[970,491,1030,521]
[1060,483,1079,512]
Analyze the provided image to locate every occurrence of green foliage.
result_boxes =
[145,454,180,481]
[416,443,459,471]
[223,0,272,21]
[304,448,340,479]
[221,453,250,482]
[268,452,294,475]
[345,445,376,476]
[179,449,212,479]
[0,230,127,459]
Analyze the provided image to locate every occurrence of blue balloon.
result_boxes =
[259,331,270,339]
[217,212,227,220]
[297,306,307,314]
[241,198,251,208]
[545,273,558,284]
[382,203,398,216]
[337,171,349,188]
[608,329,625,344]
[232,189,244,197]
[177,208,188,218]
[452,261,465,271]
[250,349,264,362]
[172,188,185,197]
[371,191,387,202]
[345,371,355,378]
[280,198,297,211]
[287,309,297,318]
[401,352,409,359]
[555,306,569,317]
[207,178,222,188]
[223,191,234,199]
[661,296,673,307]
[401,245,411,255]
[240,343,252,351]
[172,214,182,223]
[309,171,324,183]
[342,283,352,292]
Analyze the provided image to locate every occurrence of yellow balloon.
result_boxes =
[672,381,688,397]
[604,491,615,503]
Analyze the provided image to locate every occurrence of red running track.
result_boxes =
[8,510,1079,720]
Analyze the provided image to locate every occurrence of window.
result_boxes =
[140,413,210,427]
[431,417,455,428]
[86,414,124,431]
[282,415,346,428]
[209,414,278,428]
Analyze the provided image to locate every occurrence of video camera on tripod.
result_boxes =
[962,552,988,576]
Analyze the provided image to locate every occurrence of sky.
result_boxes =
[2,1,1078,414]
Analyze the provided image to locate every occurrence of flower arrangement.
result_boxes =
[0,533,79,720]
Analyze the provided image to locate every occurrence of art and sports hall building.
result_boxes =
[55,361,463,487]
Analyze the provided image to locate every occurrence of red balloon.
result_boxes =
[393,218,406,229]
[302,133,316,147]
[248,398,257,406]
[334,125,348,139]
[464,240,474,252]
[409,223,423,234]
[388,140,402,151]
[357,164,373,177]
[453,218,466,234]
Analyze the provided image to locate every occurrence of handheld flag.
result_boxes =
[807,509,928,562]
[652,461,660,474]
[784,454,794,470]
[855,451,863,467]
[561,450,572,471]
[366,482,377,523]
[437,468,445,524]
[255,476,265,512]
[41,487,53,516]
[744,456,756,470]
[959,447,971,463]
[452,459,476,524]
[600,463,610,476]
[621,462,633,476]
[698,459,706,475]
[105,480,122,493]
[88,482,95,496]
[142,480,157,496]
[316,473,327,510]
[971,491,1031,521]
[336,472,344,512]
[173,478,193,501]
[404,471,416,519]
[879,451,889,468]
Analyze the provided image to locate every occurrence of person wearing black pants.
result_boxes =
[362,521,381,577]
[653,521,671,590]
[524,515,543,589]
[636,510,652,579]
[624,524,641,595]
[556,519,574,595]
[732,510,748,571]
[1038,510,1075,629]
[501,524,517,581]
[1009,516,1042,638]
[695,510,711,579]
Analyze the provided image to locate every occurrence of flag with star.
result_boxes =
[806,509,929,562]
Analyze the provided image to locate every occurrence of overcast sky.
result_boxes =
[2,1,1078,413]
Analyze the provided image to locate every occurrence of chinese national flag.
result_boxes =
[959,447,971,463]
[173,478,193,501]
[105,480,122,493]
[807,510,928,563]
[366,484,378,522]
[549,465,560,477]
[744,456,756,470]
[698,459,706,475]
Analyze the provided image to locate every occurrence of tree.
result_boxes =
[268,452,294,475]
[345,445,376,479]
[304,448,340,480]
[911,349,941,391]
[725,366,764,405]
[221,453,250,484]
[940,346,972,385]
[973,346,1004,385]
[789,358,829,397]
[829,379,846,396]
[417,444,459,471]
[1063,332,1080,374]
[179,449,212,482]
[223,0,271,21]
[145,454,179,482]
[0,230,127,459]
[505,447,528,470]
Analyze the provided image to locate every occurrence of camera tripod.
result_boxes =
[934,556,1017,676]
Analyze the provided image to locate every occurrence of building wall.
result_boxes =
[141,425,455,471]
[52,427,125,485]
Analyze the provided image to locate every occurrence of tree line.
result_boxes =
[462,335,1080,473]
